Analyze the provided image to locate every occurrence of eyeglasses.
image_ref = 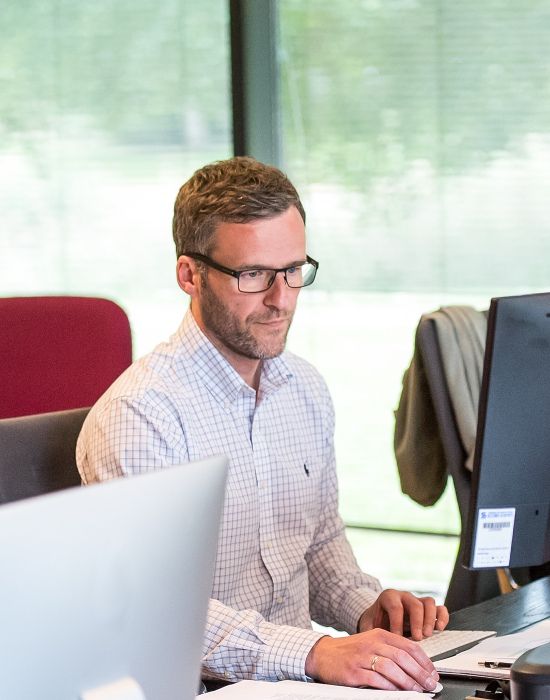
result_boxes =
[183,252,319,293]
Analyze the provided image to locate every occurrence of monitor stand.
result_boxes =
[80,677,146,700]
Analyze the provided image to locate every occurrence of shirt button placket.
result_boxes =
[253,407,284,619]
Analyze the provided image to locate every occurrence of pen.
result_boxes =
[477,661,513,669]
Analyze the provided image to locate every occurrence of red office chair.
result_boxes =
[0,296,132,419]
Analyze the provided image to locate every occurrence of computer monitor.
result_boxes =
[0,456,228,700]
[464,292,550,571]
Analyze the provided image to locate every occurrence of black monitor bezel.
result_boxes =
[463,292,550,570]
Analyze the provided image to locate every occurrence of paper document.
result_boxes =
[201,679,437,700]
[434,618,550,679]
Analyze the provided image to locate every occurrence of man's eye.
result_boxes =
[241,269,265,280]
[286,266,298,275]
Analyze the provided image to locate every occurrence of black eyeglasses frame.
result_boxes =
[183,252,319,293]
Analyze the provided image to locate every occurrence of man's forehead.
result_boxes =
[211,209,306,263]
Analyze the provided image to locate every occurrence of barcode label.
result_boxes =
[482,521,511,530]
[473,507,515,567]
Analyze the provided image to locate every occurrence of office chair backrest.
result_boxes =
[0,296,132,419]
[416,314,502,611]
[0,407,88,504]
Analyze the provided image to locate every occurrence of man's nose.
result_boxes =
[264,271,293,307]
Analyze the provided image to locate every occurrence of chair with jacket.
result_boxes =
[394,306,504,612]
[0,407,89,505]
[0,296,132,419]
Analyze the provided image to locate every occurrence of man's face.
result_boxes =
[195,206,306,362]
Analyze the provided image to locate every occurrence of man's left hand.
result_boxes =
[358,589,449,640]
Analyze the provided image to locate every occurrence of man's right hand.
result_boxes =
[304,628,439,691]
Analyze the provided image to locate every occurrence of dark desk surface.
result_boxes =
[441,574,550,700]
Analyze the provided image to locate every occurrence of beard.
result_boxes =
[199,281,294,360]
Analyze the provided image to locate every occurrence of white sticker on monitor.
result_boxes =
[472,508,516,568]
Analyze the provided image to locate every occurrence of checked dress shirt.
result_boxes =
[77,309,382,681]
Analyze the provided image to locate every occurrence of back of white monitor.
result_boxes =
[0,456,228,700]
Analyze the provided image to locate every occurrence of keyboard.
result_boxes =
[418,629,496,660]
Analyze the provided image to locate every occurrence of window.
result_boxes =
[278,0,550,594]
[1,0,231,355]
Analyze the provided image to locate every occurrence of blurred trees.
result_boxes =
[280,0,550,185]
[1,1,229,146]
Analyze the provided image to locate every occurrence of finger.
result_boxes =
[360,669,401,691]
[400,593,425,640]
[419,596,438,637]
[356,657,401,691]
[387,643,439,690]
[378,591,405,636]
[367,648,438,692]
[377,630,438,675]
[435,604,450,630]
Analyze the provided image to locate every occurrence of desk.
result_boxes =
[205,576,550,696]
[441,574,550,700]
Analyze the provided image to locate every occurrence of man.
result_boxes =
[77,156,448,689]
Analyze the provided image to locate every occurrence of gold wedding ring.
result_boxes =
[371,655,379,672]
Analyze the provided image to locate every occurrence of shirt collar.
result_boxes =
[175,309,293,404]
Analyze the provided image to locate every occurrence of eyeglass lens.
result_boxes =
[238,262,316,292]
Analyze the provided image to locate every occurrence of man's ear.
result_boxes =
[176,256,200,297]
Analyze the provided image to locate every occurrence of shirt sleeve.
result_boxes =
[76,394,190,482]
[305,392,383,633]
[203,598,325,682]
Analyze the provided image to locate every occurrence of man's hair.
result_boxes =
[172,156,306,257]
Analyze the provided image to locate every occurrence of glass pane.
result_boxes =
[279,0,550,536]
[346,527,457,601]
[1,0,231,356]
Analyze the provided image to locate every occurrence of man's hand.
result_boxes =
[359,589,449,640]
[304,628,440,690]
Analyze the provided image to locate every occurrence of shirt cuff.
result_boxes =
[339,586,381,634]
[259,625,326,681]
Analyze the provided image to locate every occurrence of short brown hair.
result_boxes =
[172,156,306,257]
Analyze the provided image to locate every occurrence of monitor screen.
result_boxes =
[0,456,228,700]
[464,292,550,571]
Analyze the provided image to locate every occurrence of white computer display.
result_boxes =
[0,456,228,700]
